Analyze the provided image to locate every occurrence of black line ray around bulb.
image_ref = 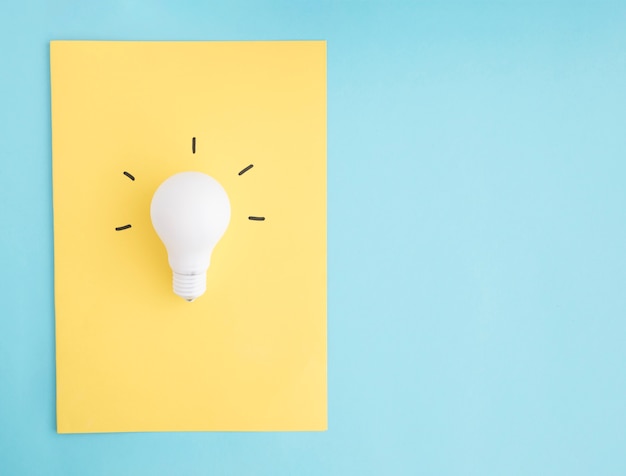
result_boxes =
[192,137,196,154]
[115,224,132,231]
[238,164,254,175]
[248,216,265,221]
[123,171,135,181]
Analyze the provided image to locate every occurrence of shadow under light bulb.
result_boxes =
[150,171,231,302]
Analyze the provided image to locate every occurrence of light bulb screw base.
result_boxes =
[173,272,206,302]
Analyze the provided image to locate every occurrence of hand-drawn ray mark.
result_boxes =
[238,164,254,176]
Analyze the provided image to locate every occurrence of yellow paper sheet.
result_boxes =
[51,41,326,433]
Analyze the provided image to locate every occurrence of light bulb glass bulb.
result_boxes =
[150,171,231,302]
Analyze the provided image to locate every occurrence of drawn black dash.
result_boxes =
[123,171,135,181]
[238,164,254,176]
[248,216,265,221]
[192,137,196,154]
[115,224,132,231]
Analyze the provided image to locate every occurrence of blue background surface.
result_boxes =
[1,1,626,474]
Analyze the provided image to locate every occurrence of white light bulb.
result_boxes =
[150,171,231,302]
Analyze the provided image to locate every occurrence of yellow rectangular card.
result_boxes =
[51,41,326,433]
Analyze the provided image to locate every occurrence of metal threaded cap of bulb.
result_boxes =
[173,272,206,302]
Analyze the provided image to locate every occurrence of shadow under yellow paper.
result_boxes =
[51,41,326,433]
